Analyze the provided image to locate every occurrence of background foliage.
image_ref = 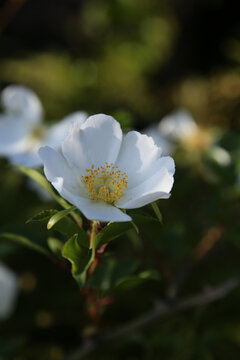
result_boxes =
[0,0,240,359]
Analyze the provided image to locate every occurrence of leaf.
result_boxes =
[131,214,160,225]
[94,213,159,249]
[0,232,49,255]
[115,269,160,290]
[28,209,89,247]
[47,237,64,257]
[88,257,140,290]
[95,222,133,248]
[27,209,58,223]
[151,202,163,223]
[47,206,76,229]
[62,234,92,288]
[15,165,82,225]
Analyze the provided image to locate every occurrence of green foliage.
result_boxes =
[46,206,77,229]
[16,165,82,225]
[95,222,133,248]
[0,223,50,255]
[28,209,89,246]
[115,269,160,290]
[88,257,140,291]
[151,202,163,223]
[0,232,49,255]
[47,237,64,257]
[62,234,92,288]
[95,214,159,248]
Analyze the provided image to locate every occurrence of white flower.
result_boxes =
[0,85,88,168]
[142,109,198,155]
[0,262,19,320]
[39,114,175,222]
[158,109,198,141]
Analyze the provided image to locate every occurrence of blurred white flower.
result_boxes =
[142,109,198,155]
[0,85,88,168]
[39,114,175,222]
[158,109,198,141]
[0,262,19,320]
[142,109,214,155]
[142,124,174,155]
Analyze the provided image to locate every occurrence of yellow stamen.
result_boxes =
[82,162,128,203]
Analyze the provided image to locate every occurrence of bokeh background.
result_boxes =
[1,0,240,359]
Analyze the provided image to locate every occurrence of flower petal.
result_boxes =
[45,111,88,149]
[62,114,122,174]
[1,85,43,124]
[38,146,82,195]
[9,151,42,168]
[62,190,131,222]
[0,262,19,320]
[0,114,31,156]
[142,125,174,155]
[158,109,197,141]
[115,157,175,209]
[115,131,163,188]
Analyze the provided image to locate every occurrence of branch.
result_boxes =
[62,277,240,360]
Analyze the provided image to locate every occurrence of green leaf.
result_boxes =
[94,213,159,249]
[151,202,163,223]
[115,269,160,290]
[47,206,76,229]
[47,237,64,257]
[28,209,89,247]
[88,257,140,291]
[131,214,160,225]
[131,221,139,234]
[27,209,58,223]
[15,165,82,225]
[0,232,49,255]
[62,234,92,288]
[95,222,133,248]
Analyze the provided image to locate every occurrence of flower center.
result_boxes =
[31,124,46,141]
[26,125,46,150]
[82,162,128,203]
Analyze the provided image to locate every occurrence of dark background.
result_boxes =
[1,0,240,359]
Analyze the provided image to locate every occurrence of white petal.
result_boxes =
[1,85,43,124]
[142,125,174,155]
[0,114,30,155]
[62,114,122,174]
[0,262,19,320]
[116,157,175,209]
[45,111,88,149]
[47,172,131,222]
[115,131,163,188]
[117,192,170,209]
[62,191,131,222]
[158,109,197,141]
[38,146,82,195]
[9,151,42,168]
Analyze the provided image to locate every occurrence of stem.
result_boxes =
[89,221,98,250]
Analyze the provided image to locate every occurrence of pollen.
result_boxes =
[82,162,128,203]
